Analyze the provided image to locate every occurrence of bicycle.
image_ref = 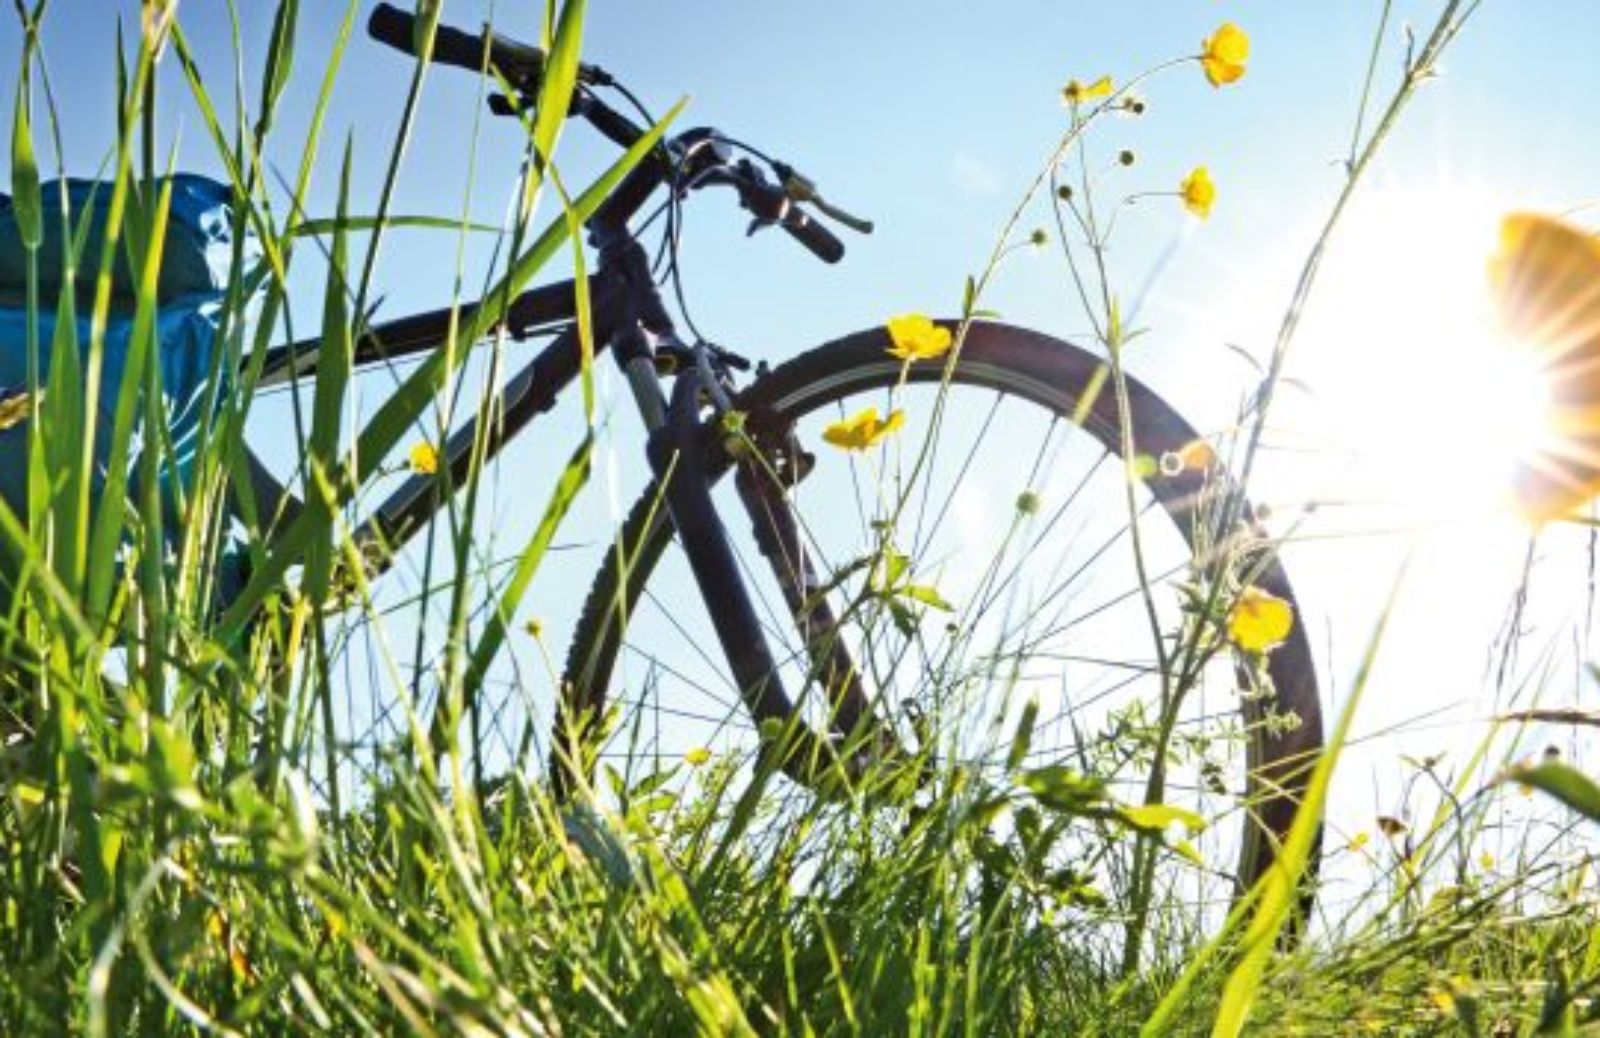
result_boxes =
[257,3,1325,912]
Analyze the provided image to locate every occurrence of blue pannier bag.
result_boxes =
[0,175,240,529]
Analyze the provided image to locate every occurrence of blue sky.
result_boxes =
[11,2,1599,359]
[8,2,1600,873]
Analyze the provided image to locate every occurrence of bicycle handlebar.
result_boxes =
[367,3,855,265]
[369,3,555,86]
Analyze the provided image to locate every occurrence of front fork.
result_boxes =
[635,349,878,778]
[729,418,872,739]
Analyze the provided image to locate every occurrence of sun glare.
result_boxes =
[1292,185,1555,521]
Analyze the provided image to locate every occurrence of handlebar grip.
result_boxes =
[783,207,845,264]
[367,4,420,52]
[368,3,540,79]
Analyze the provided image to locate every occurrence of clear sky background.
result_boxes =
[6,2,1600,888]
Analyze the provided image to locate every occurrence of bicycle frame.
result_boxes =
[254,184,867,772]
[246,6,881,773]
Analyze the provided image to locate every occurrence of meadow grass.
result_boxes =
[5,1,1600,1035]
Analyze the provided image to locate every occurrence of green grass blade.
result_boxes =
[1503,761,1600,824]
[1207,562,1410,1038]
[10,81,43,250]
[254,0,298,142]
[289,214,502,237]
[304,139,355,603]
[461,433,592,701]
[531,0,586,174]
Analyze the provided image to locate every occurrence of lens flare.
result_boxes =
[1284,189,1566,521]
[1488,212,1600,522]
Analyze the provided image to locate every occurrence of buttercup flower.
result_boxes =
[1180,166,1216,219]
[822,407,906,451]
[1062,75,1114,106]
[1488,212,1600,521]
[685,747,712,767]
[886,313,954,361]
[1200,23,1250,87]
[1226,585,1294,653]
[408,441,440,475]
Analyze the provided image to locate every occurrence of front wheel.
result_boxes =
[560,320,1323,937]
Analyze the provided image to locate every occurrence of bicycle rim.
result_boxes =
[562,320,1323,951]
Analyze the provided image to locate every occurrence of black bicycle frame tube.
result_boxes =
[345,275,631,554]
[256,277,600,389]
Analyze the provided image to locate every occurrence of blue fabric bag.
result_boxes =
[0,175,239,527]
[0,174,238,307]
[0,302,225,524]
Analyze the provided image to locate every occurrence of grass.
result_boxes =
[5,0,1600,1034]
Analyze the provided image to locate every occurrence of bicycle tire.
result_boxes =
[559,320,1323,901]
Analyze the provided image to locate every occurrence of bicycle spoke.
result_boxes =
[556,326,1321,947]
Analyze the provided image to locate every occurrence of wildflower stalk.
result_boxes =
[1125,1,1485,975]
[1224,0,1480,535]
[1055,130,1188,977]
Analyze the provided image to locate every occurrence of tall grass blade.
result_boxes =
[10,83,42,250]
[1208,561,1410,1037]
[461,434,591,704]
[304,140,354,603]
[1503,761,1600,824]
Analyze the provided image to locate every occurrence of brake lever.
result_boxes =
[730,160,789,236]
[774,162,874,235]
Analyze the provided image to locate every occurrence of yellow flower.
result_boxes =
[1479,850,1495,870]
[1226,585,1293,653]
[684,747,712,767]
[523,617,544,639]
[886,313,954,362]
[408,441,440,475]
[1346,831,1370,853]
[1488,212,1600,522]
[1180,166,1216,219]
[1062,75,1114,105]
[822,407,906,451]
[1200,23,1250,87]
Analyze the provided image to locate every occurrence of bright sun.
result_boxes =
[1291,184,1554,521]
